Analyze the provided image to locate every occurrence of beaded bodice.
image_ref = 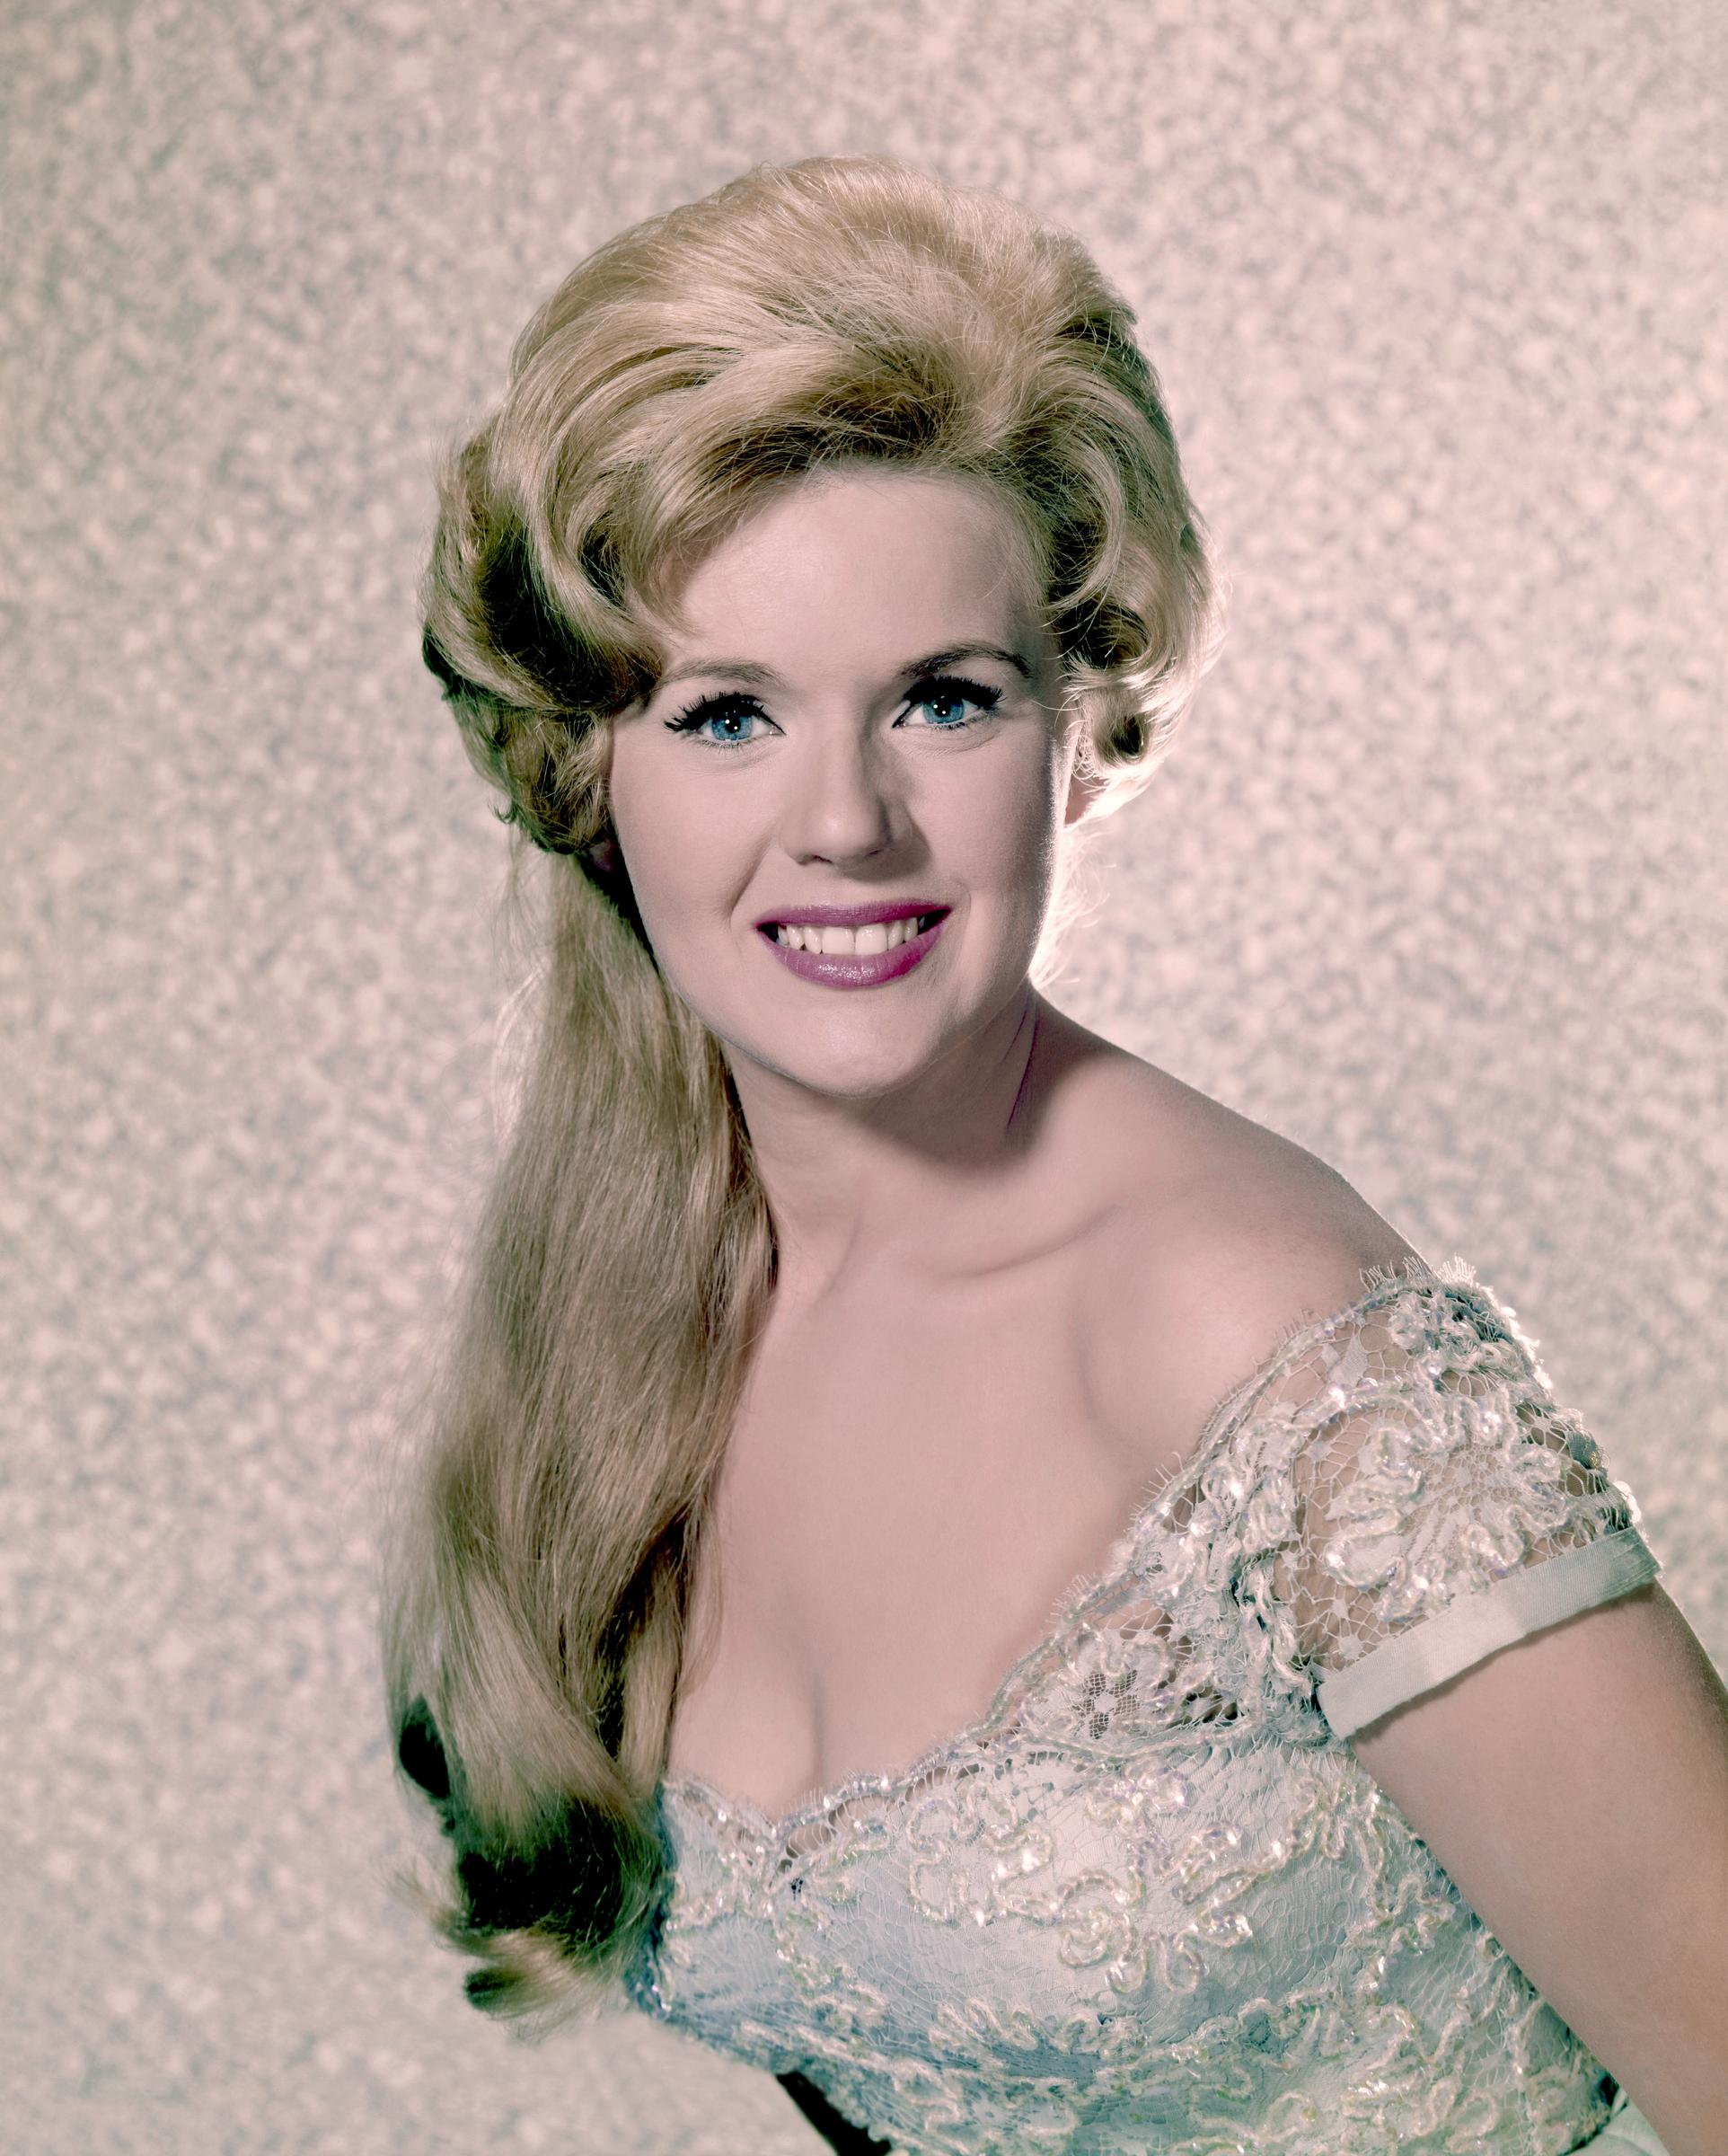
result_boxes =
[622,1255,1662,2154]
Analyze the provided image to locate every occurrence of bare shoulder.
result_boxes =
[1062,1046,1426,1473]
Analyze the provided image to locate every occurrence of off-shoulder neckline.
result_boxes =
[659,1250,1479,1849]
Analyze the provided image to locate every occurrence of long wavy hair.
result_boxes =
[382,152,1227,2029]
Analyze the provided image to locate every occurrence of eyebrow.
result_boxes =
[654,643,1035,694]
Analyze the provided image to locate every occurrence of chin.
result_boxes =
[765,1044,940,1099]
[723,1019,954,1099]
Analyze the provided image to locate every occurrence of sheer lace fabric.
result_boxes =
[623,1256,1666,2154]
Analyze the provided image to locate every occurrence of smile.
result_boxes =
[770,913,944,953]
[759,910,949,988]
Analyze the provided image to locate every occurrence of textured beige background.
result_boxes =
[4,2,1724,2151]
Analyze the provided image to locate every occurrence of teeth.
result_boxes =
[775,915,932,953]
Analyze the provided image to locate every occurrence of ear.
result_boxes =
[582,828,622,878]
[580,716,620,869]
[1063,761,1110,829]
[592,708,617,786]
[1060,709,1110,828]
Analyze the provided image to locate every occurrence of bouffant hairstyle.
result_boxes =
[384,152,1226,2028]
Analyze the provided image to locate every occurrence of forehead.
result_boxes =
[663,468,1047,660]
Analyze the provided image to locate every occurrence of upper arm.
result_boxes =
[1101,1144,1728,2146]
[1349,1581,1728,2155]
[1183,1178,1728,2152]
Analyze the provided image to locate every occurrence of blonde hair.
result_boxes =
[384,152,1226,2028]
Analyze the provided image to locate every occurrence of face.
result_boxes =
[602,466,1093,1102]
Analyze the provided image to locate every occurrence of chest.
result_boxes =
[639,1738,1608,2156]
[665,1259,1194,1818]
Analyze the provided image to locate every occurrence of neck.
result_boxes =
[724,985,1064,1306]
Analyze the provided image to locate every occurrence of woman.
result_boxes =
[384,155,1725,2152]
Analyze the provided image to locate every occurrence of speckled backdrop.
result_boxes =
[4,1,1724,2151]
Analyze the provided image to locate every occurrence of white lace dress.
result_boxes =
[623,1256,1673,2154]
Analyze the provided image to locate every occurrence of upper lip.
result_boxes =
[754,899,950,930]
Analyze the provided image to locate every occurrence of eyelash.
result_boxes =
[663,673,1003,751]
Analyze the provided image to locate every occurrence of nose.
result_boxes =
[780,727,900,866]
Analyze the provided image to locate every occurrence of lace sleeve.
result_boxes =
[1232,1268,1662,1738]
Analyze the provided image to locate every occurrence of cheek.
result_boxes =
[607,753,733,927]
[625,825,736,957]
[938,757,1063,898]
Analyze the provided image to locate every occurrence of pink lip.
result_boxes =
[761,912,948,988]
[753,899,948,930]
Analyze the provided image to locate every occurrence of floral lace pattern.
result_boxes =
[623,1256,1653,2154]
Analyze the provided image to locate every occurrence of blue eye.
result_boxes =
[664,693,768,749]
[663,674,1002,750]
[904,675,1002,729]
